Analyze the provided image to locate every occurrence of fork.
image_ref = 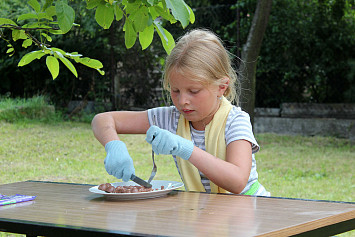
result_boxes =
[147,115,157,183]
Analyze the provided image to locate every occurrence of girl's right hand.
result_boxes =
[104,140,135,182]
[145,125,194,160]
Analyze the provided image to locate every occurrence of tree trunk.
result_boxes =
[239,0,272,125]
[110,22,119,110]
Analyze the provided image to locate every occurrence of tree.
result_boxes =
[0,0,195,80]
[239,0,272,124]
[254,0,355,107]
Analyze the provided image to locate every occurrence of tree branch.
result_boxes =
[0,24,53,48]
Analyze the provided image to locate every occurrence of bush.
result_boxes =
[0,96,62,123]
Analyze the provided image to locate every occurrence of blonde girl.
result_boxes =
[92,29,269,195]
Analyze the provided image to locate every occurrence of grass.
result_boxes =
[0,121,180,186]
[1,121,353,202]
[0,97,354,236]
[256,134,354,202]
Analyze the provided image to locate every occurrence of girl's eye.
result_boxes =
[172,89,179,93]
[190,90,200,94]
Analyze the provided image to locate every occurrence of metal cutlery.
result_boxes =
[130,174,152,188]
[147,115,157,183]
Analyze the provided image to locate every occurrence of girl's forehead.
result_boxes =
[169,68,206,86]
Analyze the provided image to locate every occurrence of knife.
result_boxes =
[130,174,152,188]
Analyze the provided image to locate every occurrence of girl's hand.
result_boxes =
[104,140,135,182]
[145,125,194,160]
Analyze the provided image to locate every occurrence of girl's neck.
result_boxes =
[190,99,222,131]
[190,119,210,131]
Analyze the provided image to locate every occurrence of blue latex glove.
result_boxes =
[104,140,135,182]
[145,125,194,160]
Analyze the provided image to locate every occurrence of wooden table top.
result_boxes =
[0,181,354,237]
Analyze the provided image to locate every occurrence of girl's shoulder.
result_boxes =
[227,106,251,123]
[226,105,259,152]
[147,106,180,132]
[148,105,180,119]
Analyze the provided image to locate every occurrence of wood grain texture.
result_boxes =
[0,181,354,236]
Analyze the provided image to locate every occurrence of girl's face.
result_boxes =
[169,69,228,130]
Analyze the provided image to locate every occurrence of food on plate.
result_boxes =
[98,183,164,193]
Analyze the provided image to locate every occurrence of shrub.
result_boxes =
[0,96,62,122]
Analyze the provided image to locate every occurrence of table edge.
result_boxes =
[257,210,355,237]
[0,217,162,237]
[23,180,355,204]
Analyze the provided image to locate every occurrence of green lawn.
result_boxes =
[0,121,354,236]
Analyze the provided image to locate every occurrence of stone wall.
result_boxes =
[254,103,355,140]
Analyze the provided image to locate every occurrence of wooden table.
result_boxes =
[0,181,354,237]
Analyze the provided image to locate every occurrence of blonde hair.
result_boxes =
[163,28,240,105]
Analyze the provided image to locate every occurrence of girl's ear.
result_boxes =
[218,77,230,96]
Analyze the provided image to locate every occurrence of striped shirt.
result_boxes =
[147,105,269,196]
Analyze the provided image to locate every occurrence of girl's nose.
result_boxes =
[179,93,189,105]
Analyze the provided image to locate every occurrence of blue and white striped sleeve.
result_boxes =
[225,107,260,153]
[147,106,179,134]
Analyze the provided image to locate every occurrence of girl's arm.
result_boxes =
[188,139,252,194]
[91,111,150,146]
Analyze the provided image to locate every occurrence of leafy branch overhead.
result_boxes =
[0,0,195,80]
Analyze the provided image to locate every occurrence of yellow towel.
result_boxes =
[176,97,233,193]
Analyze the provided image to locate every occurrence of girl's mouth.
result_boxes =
[182,109,194,114]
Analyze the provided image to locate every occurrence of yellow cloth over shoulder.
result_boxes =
[176,97,233,193]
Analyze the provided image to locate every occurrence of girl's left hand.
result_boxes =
[145,126,194,160]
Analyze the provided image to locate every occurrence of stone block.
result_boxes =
[254,117,355,140]
[281,103,355,119]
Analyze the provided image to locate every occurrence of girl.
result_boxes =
[91,29,269,195]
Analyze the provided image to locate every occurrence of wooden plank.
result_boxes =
[0,181,354,236]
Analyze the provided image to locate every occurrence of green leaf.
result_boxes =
[95,3,115,29]
[153,21,167,41]
[49,29,64,34]
[185,3,195,24]
[17,13,38,21]
[57,55,78,78]
[43,0,54,11]
[18,51,46,67]
[6,48,14,54]
[38,12,53,21]
[113,4,124,21]
[154,23,175,54]
[147,0,154,6]
[147,13,153,26]
[23,22,52,29]
[22,39,33,48]
[125,1,141,14]
[148,6,159,19]
[86,0,102,9]
[77,57,103,69]
[65,52,83,61]
[46,56,60,79]
[152,5,172,21]
[28,0,41,13]
[139,24,154,50]
[41,33,53,42]
[0,18,18,26]
[51,47,66,55]
[124,20,137,49]
[165,0,190,28]
[56,1,75,34]
[131,6,149,32]
[96,68,105,75]
[45,6,57,17]
[12,30,27,41]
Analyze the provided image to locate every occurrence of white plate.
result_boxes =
[89,180,184,200]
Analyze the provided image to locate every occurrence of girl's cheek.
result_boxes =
[171,94,178,104]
